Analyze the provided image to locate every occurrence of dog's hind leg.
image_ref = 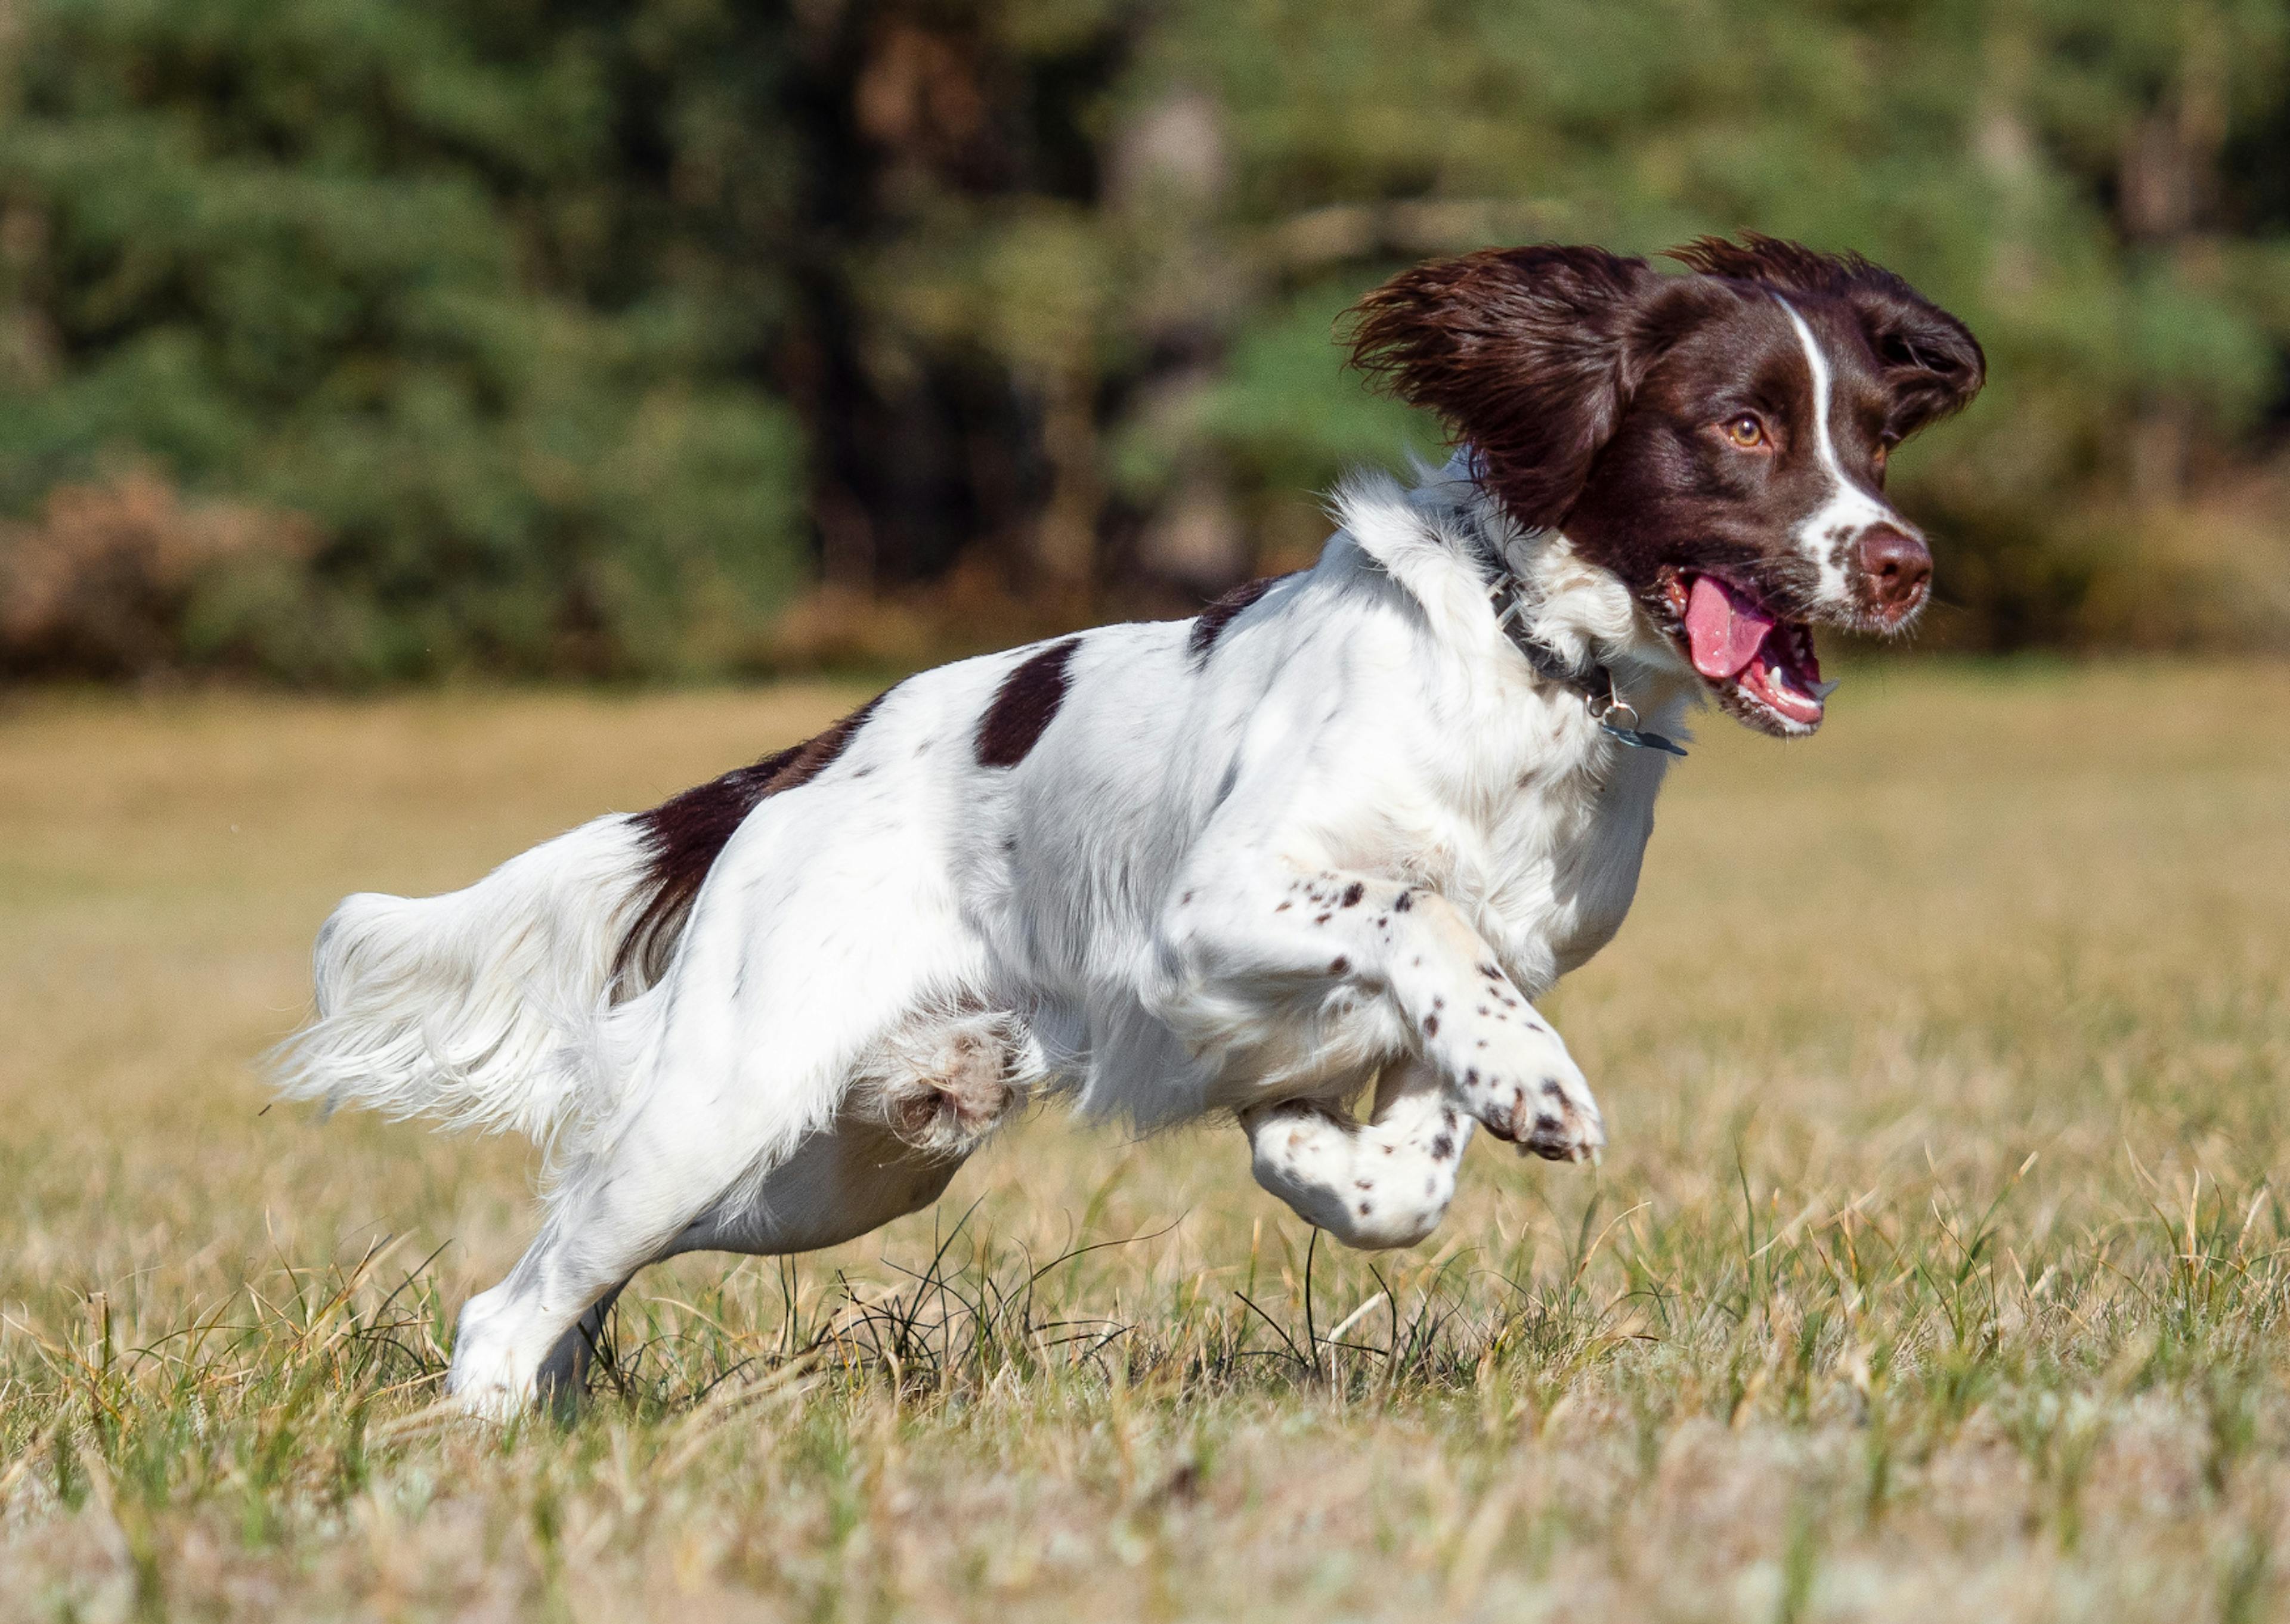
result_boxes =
[463,1120,984,1417]
[447,1158,704,1418]
[1240,1058,1474,1249]
[450,1010,1026,1417]
[534,1281,627,1414]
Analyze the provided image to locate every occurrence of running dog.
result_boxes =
[277,235,1983,1415]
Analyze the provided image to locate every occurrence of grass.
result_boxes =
[1,660,2286,1622]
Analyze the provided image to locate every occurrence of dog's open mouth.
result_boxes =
[1666,572,1831,735]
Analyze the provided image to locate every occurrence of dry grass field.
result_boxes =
[1,661,2287,1622]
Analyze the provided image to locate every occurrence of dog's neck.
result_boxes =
[1336,451,1689,708]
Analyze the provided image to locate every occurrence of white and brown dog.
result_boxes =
[277,235,1983,1415]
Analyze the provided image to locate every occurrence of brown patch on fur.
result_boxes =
[976,637,1081,768]
[1345,243,1676,530]
[615,692,889,991]
[1665,234,1985,435]
[1187,575,1292,664]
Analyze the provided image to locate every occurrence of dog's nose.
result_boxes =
[1856,523,1932,616]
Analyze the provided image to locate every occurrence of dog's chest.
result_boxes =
[1456,736,1668,993]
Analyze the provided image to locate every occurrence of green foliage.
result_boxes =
[1113,281,1437,507]
[1142,0,2290,636]
[0,0,810,679]
[2,0,2288,677]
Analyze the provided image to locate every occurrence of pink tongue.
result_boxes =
[1684,575,1776,680]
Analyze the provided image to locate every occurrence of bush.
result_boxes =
[1,0,2288,678]
[0,469,311,678]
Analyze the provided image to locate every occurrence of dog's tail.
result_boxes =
[271,815,665,1145]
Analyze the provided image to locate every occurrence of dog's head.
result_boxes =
[1347,234,1985,736]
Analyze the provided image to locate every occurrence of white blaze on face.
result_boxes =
[1779,299,1899,608]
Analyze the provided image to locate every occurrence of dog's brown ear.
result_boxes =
[1345,245,1667,531]
[1668,233,1985,440]
[1849,280,1985,441]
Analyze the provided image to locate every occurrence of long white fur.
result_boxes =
[278,453,1700,1415]
[276,816,658,1145]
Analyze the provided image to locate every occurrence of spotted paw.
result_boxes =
[1431,1019,1605,1164]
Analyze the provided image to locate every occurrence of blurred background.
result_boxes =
[4,13,2290,1610]
[1,0,2287,686]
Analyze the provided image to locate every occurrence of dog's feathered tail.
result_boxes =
[272,815,661,1145]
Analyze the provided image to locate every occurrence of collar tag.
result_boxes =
[1586,683,1690,760]
[1598,717,1689,757]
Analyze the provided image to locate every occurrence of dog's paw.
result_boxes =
[446,1368,535,1422]
[1240,1101,1357,1232]
[444,1291,541,1420]
[1426,1001,1605,1163]
[1240,1098,1459,1250]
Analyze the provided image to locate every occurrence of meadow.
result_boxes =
[1,660,2286,1622]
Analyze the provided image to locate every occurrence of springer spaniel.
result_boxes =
[277,235,1983,1414]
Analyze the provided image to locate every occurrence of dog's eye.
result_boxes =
[1722,414,1768,450]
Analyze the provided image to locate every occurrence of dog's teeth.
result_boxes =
[1809,678,1841,701]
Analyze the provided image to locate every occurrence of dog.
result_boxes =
[276,235,1983,1415]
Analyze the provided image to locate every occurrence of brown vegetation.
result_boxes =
[0,664,2286,1618]
[0,471,312,678]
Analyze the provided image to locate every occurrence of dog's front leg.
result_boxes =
[1240,1058,1476,1248]
[1158,866,1604,1161]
